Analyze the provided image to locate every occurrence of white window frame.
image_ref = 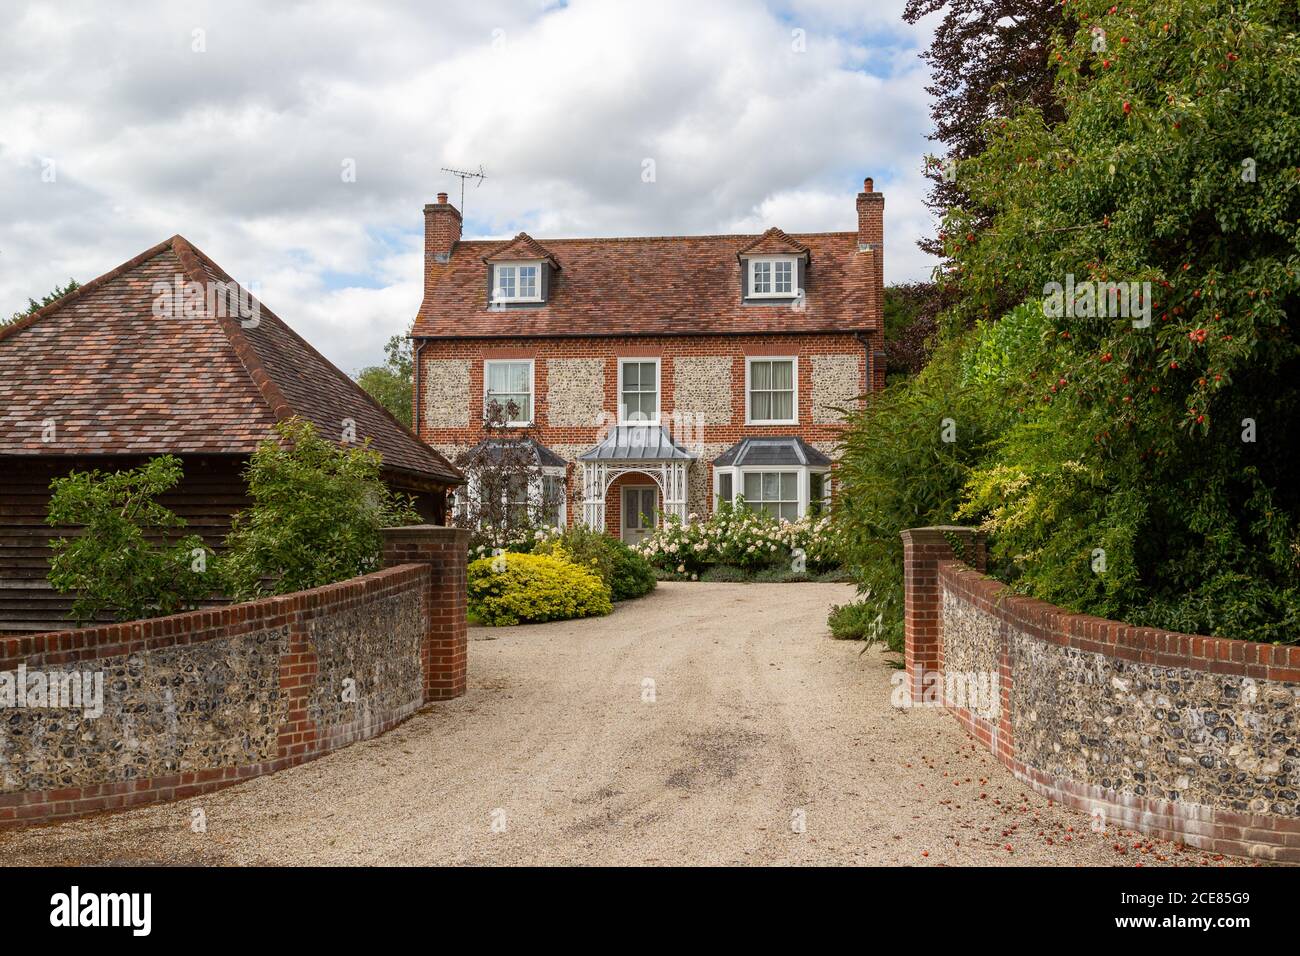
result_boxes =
[746,255,799,298]
[483,358,535,427]
[712,464,831,521]
[616,357,661,425]
[540,468,567,528]
[460,464,567,528]
[808,469,832,516]
[745,356,799,425]
[737,468,801,522]
[491,260,543,304]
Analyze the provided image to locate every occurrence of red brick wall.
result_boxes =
[900,527,986,703]
[902,525,1300,863]
[381,524,469,700]
[417,332,878,526]
[0,526,467,828]
[423,197,462,298]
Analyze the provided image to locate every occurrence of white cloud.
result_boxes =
[0,0,939,373]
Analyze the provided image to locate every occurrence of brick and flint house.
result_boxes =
[412,178,885,543]
[0,235,461,632]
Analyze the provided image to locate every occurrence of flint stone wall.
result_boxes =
[0,539,461,827]
[921,545,1300,863]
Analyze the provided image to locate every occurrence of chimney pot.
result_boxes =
[864,177,873,193]
[437,192,449,204]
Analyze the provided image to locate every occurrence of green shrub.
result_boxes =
[609,544,656,601]
[832,336,1013,652]
[828,599,884,642]
[46,455,213,624]
[814,567,854,583]
[937,0,1300,643]
[467,550,612,626]
[752,567,813,583]
[220,418,420,599]
[534,525,656,601]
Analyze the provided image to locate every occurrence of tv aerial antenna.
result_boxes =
[440,164,486,216]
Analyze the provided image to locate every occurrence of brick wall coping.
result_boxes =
[0,563,427,672]
[938,560,1300,682]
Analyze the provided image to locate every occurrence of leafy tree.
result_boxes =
[450,398,565,550]
[221,418,420,598]
[882,281,949,378]
[904,0,1075,259]
[6,278,80,326]
[945,0,1300,641]
[46,455,212,624]
[355,333,413,428]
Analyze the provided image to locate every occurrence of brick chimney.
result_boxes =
[423,192,462,297]
[852,178,883,387]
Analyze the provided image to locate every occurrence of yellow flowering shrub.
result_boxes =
[467,551,612,626]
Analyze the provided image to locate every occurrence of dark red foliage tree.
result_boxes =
[904,0,1076,258]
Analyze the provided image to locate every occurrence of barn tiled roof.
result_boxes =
[0,235,461,484]
[413,231,874,339]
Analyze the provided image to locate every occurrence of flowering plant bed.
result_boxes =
[636,504,844,580]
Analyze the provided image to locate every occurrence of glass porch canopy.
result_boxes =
[578,425,697,529]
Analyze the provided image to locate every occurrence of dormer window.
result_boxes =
[737,228,809,303]
[492,262,542,303]
[750,258,795,297]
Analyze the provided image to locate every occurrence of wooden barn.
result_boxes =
[0,235,462,634]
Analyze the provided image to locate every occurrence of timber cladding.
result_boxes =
[0,455,251,635]
[0,454,448,635]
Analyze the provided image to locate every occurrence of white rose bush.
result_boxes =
[635,502,844,580]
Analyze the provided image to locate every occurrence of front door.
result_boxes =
[621,485,658,545]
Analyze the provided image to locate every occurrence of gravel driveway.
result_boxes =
[0,582,1245,866]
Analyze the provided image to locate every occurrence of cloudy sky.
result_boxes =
[0,0,941,374]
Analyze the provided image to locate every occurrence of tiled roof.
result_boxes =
[482,233,560,268]
[0,235,461,484]
[736,227,810,258]
[414,231,874,339]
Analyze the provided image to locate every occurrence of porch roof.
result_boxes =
[578,425,697,462]
[464,436,568,469]
[712,437,832,468]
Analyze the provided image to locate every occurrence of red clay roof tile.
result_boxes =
[735,227,811,258]
[482,232,560,268]
[413,230,873,339]
[0,236,461,484]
